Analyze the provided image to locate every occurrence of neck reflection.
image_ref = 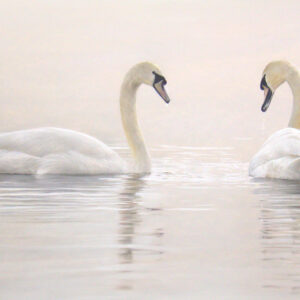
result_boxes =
[118,174,146,264]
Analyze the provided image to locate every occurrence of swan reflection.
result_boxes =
[116,174,164,290]
[118,175,145,264]
[254,178,300,293]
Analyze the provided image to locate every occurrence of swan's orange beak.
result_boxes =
[153,80,171,104]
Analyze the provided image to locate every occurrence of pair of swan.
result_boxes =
[0,62,170,175]
[0,60,299,180]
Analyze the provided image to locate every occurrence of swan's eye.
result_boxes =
[260,74,268,90]
[153,71,167,85]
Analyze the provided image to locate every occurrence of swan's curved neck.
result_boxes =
[120,76,151,173]
[286,67,300,128]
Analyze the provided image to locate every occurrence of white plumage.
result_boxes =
[249,128,300,180]
[0,127,124,174]
[250,61,300,180]
[0,62,170,175]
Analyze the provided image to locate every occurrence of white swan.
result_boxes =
[0,62,170,175]
[249,60,300,180]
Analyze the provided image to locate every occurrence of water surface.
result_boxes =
[0,145,300,299]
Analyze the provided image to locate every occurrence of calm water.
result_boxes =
[0,145,300,299]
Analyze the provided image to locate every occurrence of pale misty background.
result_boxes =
[1,2,300,299]
[0,0,300,158]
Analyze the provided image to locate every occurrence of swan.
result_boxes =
[249,60,300,180]
[0,62,171,175]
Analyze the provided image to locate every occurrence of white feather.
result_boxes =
[250,61,300,180]
[0,62,168,175]
[0,128,124,174]
[249,128,300,180]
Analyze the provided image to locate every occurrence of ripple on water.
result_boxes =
[0,145,299,299]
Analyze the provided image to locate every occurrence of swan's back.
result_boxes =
[0,127,113,156]
[0,127,125,174]
[249,128,300,180]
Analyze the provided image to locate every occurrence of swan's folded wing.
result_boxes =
[37,151,125,175]
[250,156,300,180]
[249,128,300,179]
[0,128,126,174]
[0,127,117,158]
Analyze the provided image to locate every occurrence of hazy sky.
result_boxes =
[1,0,300,152]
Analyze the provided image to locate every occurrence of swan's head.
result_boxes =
[126,62,171,104]
[260,60,292,112]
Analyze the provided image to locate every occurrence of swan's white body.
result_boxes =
[0,127,125,174]
[249,128,300,180]
[249,61,300,180]
[0,62,170,175]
